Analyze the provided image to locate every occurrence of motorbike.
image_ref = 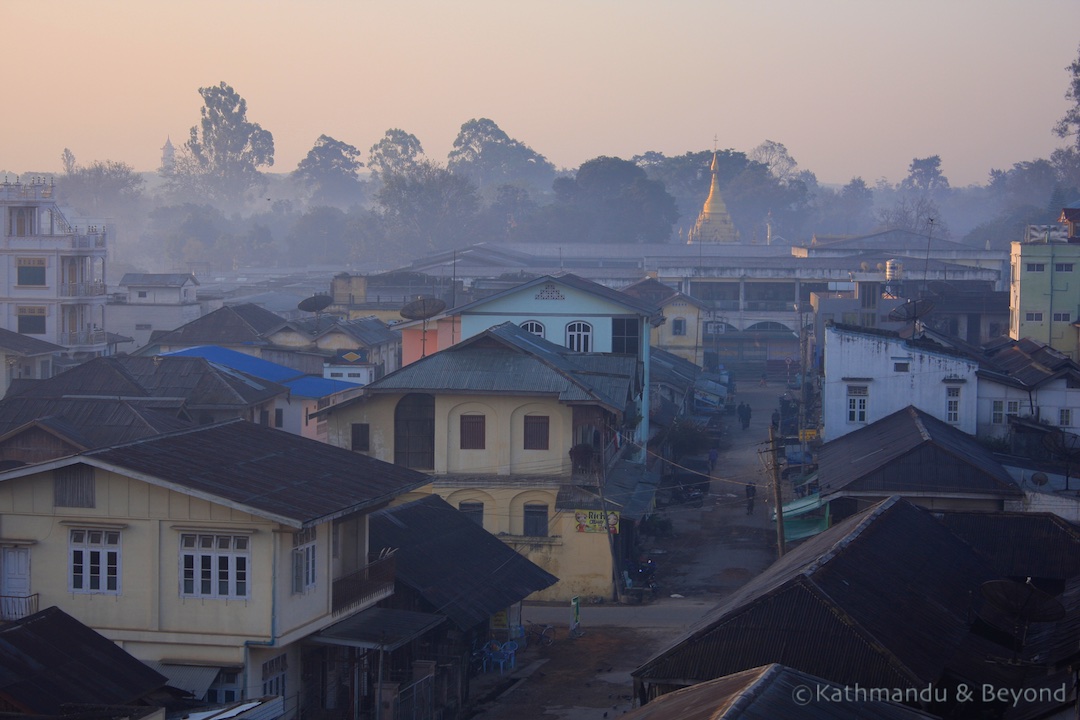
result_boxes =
[670,483,704,508]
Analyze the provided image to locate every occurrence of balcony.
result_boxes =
[60,281,107,298]
[0,594,38,622]
[332,552,395,616]
[61,329,107,347]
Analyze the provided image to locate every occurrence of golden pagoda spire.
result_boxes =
[687,150,739,244]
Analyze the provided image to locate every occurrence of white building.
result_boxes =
[820,323,979,442]
[106,273,202,351]
[0,178,107,358]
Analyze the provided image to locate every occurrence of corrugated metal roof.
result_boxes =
[449,273,662,321]
[119,272,198,287]
[0,397,192,450]
[817,406,1021,498]
[0,327,65,356]
[152,303,284,346]
[313,607,446,651]
[360,324,637,414]
[940,511,1080,582]
[72,419,431,527]
[625,663,940,719]
[166,346,304,383]
[143,661,221,699]
[371,495,558,630]
[632,497,1009,694]
[0,606,166,713]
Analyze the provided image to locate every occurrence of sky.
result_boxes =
[5,0,1080,188]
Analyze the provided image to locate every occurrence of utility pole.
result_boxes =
[770,426,786,557]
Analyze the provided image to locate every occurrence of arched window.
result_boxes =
[394,393,435,469]
[565,321,592,352]
[520,320,545,338]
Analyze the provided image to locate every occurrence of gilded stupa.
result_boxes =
[686,152,739,244]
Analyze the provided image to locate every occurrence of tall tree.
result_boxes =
[447,118,555,197]
[181,81,275,205]
[876,195,949,238]
[899,156,950,194]
[1054,43,1080,151]
[58,157,144,218]
[376,160,480,258]
[367,129,424,181]
[748,140,799,184]
[292,135,365,208]
[547,156,678,244]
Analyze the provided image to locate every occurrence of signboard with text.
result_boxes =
[574,509,619,534]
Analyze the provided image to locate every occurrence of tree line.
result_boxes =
[35,46,1080,275]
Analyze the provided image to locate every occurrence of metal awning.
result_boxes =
[311,607,446,652]
[143,661,223,699]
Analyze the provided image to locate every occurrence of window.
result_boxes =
[946,387,960,423]
[55,465,94,507]
[394,394,435,469]
[1026,263,1046,272]
[262,654,287,697]
[16,306,45,335]
[1054,312,1071,322]
[1061,409,1073,427]
[459,501,484,526]
[1025,312,1044,322]
[70,529,120,594]
[137,291,148,298]
[1056,263,1074,272]
[523,504,548,537]
[460,414,486,449]
[180,534,249,599]
[274,408,284,428]
[16,258,45,286]
[992,400,1004,425]
[351,423,370,451]
[893,362,909,372]
[1008,400,1020,416]
[134,323,152,331]
[292,527,316,594]
[671,318,686,336]
[565,322,592,352]
[612,318,640,354]
[330,372,343,378]
[846,385,868,423]
[520,320,545,337]
[524,415,550,450]
[259,410,269,426]
[206,670,241,704]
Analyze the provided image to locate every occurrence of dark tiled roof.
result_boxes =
[371,495,558,630]
[449,273,662,321]
[0,606,166,713]
[817,406,1021,498]
[80,419,430,527]
[152,303,285,346]
[283,316,400,347]
[119,272,198,287]
[0,327,65,356]
[633,497,1006,692]
[625,663,939,720]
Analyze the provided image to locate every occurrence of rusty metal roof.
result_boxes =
[0,606,166,713]
[632,497,1009,693]
[371,495,557,630]
[21,419,431,528]
[625,663,940,719]
[817,406,1021,498]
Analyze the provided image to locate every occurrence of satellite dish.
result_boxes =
[298,294,333,313]
[400,296,446,321]
[981,579,1065,623]
[887,298,935,323]
[1031,472,1049,487]
[400,296,447,359]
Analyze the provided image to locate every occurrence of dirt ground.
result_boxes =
[463,626,668,720]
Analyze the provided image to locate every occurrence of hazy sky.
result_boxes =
[6,0,1080,187]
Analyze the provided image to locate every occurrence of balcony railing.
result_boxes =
[60,281,107,297]
[0,594,38,622]
[61,329,107,346]
[332,552,395,616]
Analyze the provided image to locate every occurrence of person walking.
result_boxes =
[708,446,719,473]
[745,483,757,515]
[737,403,750,430]
[771,409,781,430]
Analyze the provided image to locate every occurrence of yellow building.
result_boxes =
[0,420,427,715]
[318,323,654,602]
[686,152,739,244]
